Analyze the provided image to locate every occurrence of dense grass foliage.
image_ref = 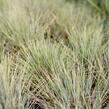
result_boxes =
[0,0,109,109]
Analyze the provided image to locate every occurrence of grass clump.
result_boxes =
[0,0,109,109]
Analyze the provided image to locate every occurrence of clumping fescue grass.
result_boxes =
[0,0,109,109]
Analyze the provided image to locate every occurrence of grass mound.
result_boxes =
[0,0,109,109]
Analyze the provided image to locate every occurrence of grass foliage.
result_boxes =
[0,0,109,109]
